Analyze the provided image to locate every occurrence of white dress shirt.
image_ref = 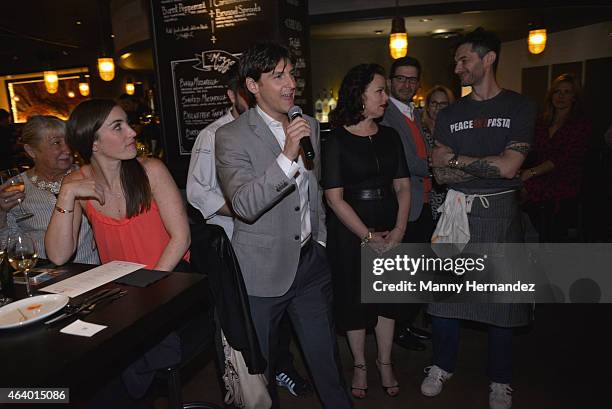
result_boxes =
[186,109,236,238]
[256,105,312,245]
[389,96,416,121]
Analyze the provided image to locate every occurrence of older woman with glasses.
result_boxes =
[421,86,455,220]
[521,73,591,242]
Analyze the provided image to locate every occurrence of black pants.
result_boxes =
[248,242,352,409]
[275,313,296,373]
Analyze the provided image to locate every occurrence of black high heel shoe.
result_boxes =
[351,364,368,399]
[376,359,400,398]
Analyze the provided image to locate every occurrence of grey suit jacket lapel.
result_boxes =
[249,108,282,156]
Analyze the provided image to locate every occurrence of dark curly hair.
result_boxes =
[329,63,385,128]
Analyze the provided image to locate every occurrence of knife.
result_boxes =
[45,288,123,325]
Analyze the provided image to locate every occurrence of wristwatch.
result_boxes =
[448,153,460,169]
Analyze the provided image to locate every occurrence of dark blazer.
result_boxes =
[190,223,266,374]
[381,100,430,221]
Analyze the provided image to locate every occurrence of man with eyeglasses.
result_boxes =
[381,56,433,352]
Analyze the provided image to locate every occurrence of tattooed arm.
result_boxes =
[433,167,477,184]
[432,141,530,181]
[430,142,477,184]
[459,141,530,179]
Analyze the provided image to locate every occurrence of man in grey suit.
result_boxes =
[381,56,433,350]
[215,42,351,409]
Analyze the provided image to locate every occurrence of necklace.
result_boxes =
[29,167,74,195]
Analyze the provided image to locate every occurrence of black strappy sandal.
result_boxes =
[351,363,368,399]
[376,360,400,398]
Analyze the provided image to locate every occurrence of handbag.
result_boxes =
[221,330,272,409]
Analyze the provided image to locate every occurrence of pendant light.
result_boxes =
[44,71,59,94]
[98,57,115,81]
[96,0,115,81]
[125,77,135,95]
[528,29,547,54]
[389,0,408,59]
[78,74,90,96]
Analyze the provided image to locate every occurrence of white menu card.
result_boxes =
[40,261,146,298]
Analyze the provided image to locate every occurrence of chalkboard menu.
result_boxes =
[150,0,312,186]
[278,0,312,110]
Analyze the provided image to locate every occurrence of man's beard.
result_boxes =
[392,90,415,104]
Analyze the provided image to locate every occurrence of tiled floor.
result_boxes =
[154,305,608,409]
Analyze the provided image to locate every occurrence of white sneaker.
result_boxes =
[420,365,453,397]
[489,382,513,409]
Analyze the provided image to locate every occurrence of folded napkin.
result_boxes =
[114,269,169,287]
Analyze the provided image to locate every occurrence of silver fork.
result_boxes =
[45,288,123,325]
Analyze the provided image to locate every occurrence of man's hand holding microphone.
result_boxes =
[283,106,315,162]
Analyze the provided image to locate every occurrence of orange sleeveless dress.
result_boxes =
[84,200,189,269]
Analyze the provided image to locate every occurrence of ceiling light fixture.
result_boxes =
[419,18,432,22]
[78,73,90,96]
[44,71,59,94]
[431,30,460,39]
[389,0,408,59]
[528,28,547,54]
[97,0,115,82]
[125,78,135,95]
[97,57,115,81]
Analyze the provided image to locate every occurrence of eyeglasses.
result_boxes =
[429,101,449,109]
[391,75,419,85]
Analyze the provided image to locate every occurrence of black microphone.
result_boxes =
[287,105,315,161]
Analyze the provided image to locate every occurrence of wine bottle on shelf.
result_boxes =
[322,88,330,116]
[315,92,323,122]
[328,89,337,112]
[320,89,329,123]
[147,89,156,116]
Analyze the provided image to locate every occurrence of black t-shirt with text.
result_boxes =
[434,89,537,192]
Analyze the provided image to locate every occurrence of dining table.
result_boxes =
[0,262,212,406]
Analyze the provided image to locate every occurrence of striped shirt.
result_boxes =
[1,171,99,264]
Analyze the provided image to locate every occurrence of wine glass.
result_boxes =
[7,233,38,297]
[0,168,34,221]
[0,231,6,268]
[0,231,12,306]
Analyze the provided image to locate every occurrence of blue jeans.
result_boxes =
[431,316,512,383]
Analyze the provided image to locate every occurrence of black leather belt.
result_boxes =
[344,187,392,201]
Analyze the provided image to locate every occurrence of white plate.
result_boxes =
[0,294,69,329]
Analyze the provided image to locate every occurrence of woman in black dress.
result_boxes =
[323,64,411,399]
